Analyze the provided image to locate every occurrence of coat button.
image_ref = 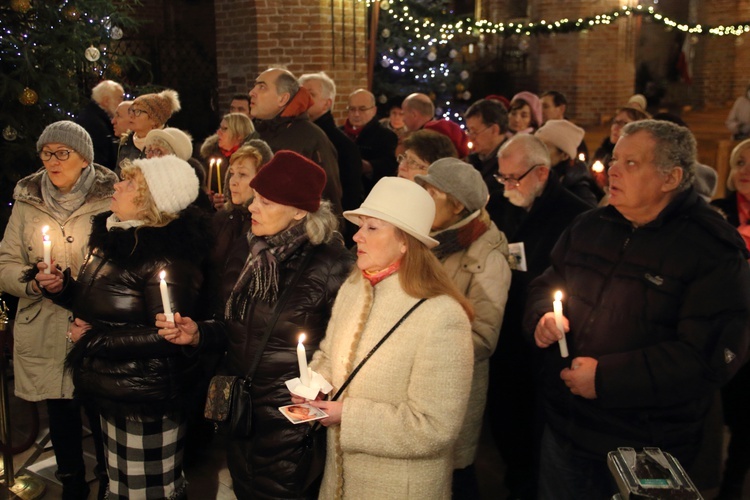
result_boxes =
[66,236,74,243]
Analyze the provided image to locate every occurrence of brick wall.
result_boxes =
[214,0,369,124]
[693,0,740,107]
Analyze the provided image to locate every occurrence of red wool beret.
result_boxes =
[250,150,327,212]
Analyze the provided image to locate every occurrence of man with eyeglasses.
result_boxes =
[246,67,342,217]
[340,89,398,196]
[486,133,591,500]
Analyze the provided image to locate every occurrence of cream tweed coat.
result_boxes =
[311,272,473,500]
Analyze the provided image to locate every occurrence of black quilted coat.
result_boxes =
[56,207,212,418]
[210,234,354,499]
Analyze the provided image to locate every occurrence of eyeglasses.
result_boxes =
[144,146,168,158]
[39,149,73,161]
[128,108,148,117]
[397,153,429,171]
[494,164,544,188]
[466,125,491,138]
[347,106,375,114]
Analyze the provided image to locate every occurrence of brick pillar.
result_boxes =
[214,0,369,124]
[533,0,637,126]
[732,2,750,99]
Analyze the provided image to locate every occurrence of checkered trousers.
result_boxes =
[101,413,187,500]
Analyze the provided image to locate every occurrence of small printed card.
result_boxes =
[279,403,328,424]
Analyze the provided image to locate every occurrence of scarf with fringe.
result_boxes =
[431,210,490,261]
[225,221,308,321]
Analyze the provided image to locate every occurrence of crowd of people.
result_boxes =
[0,71,749,500]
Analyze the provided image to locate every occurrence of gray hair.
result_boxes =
[305,200,340,245]
[620,120,696,191]
[498,133,551,168]
[91,80,123,103]
[299,72,337,102]
[273,68,300,99]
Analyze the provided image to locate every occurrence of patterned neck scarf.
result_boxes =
[225,221,308,322]
[361,260,400,286]
[431,210,490,261]
[41,164,96,223]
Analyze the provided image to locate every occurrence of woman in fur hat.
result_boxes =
[0,120,116,499]
[116,89,181,175]
[36,156,211,500]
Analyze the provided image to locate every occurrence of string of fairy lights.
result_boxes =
[363,0,750,39]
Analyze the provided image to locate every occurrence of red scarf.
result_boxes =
[736,193,750,253]
[362,260,400,286]
[220,143,240,158]
[343,119,364,140]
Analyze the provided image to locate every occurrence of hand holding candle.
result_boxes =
[553,291,569,358]
[159,270,174,323]
[297,333,310,387]
[42,225,51,274]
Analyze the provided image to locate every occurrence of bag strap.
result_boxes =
[330,298,426,402]
[243,246,317,383]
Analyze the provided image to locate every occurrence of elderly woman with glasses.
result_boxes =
[396,129,457,182]
[0,121,117,499]
[116,89,181,175]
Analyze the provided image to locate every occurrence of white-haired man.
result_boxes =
[75,79,123,170]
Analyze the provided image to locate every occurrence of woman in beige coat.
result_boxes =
[302,177,475,499]
[0,121,116,498]
[415,158,511,498]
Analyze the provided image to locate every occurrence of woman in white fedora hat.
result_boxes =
[299,176,475,499]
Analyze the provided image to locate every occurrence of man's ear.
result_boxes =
[278,92,292,108]
[661,166,684,193]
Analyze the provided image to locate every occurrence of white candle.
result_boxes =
[42,226,51,274]
[159,270,173,322]
[553,290,569,358]
[297,333,310,387]
[216,159,223,194]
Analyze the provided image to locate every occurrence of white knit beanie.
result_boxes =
[133,156,199,214]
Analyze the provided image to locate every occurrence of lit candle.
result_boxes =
[591,160,605,173]
[578,153,586,162]
[467,140,474,150]
[297,333,310,387]
[216,158,223,194]
[42,225,51,274]
[207,158,215,191]
[553,291,569,358]
[159,270,173,322]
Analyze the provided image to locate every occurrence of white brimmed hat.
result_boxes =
[145,128,193,161]
[344,177,439,248]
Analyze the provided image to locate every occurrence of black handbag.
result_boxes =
[203,248,316,438]
[295,298,427,491]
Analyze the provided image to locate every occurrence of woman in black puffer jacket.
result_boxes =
[159,150,354,499]
[38,156,211,500]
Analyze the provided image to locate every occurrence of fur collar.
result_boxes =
[88,205,213,268]
[13,164,117,207]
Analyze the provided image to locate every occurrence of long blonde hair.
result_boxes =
[396,229,474,321]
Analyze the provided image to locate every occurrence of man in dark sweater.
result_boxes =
[75,80,123,170]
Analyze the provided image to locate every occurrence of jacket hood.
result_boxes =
[88,205,213,269]
[13,164,117,206]
[281,86,313,117]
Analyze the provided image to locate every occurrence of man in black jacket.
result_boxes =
[526,120,750,499]
[487,133,591,500]
[340,89,398,196]
[75,80,123,170]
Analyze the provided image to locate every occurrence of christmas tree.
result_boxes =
[0,0,140,231]
[373,0,473,123]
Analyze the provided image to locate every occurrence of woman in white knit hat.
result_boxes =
[0,120,117,499]
[297,176,475,499]
[36,155,210,500]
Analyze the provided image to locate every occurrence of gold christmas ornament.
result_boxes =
[19,87,38,106]
[428,92,437,101]
[84,45,101,62]
[10,0,32,14]
[455,83,465,93]
[63,5,80,21]
[108,63,122,76]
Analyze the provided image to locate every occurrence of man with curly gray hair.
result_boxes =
[526,119,750,499]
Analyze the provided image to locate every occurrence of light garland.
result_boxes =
[360,0,750,38]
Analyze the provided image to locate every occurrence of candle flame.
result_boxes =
[298,333,306,344]
[43,234,50,242]
[592,160,605,173]
[467,140,474,150]
[216,159,222,168]
[159,270,166,280]
[554,290,562,301]
[42,225,49,235]
[210,158,216,167]
[578,153,586,162]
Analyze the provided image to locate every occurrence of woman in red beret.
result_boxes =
[158,150,354,499]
